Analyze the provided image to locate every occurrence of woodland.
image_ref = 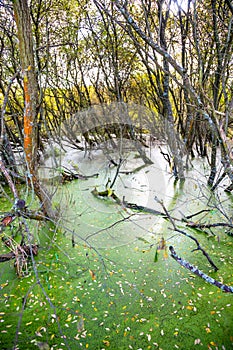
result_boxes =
[0,0,233,349]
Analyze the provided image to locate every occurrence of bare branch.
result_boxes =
[169,246,233,293]
[155,196,219,271]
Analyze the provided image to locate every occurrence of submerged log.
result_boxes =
[91,188,168,217]
[169,246,233,293]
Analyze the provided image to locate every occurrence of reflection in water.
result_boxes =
[54,145,172,248]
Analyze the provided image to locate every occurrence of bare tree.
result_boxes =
[13,0,57,219]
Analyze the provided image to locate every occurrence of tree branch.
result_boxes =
[169,246,233,293]
[0,161,19,200]
[155,196,219,271]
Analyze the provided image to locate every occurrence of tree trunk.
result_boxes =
[158,4,185,180]
[13,0,57,219]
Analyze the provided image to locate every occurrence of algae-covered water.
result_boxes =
[0,148,233,349]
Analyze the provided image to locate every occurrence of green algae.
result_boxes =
[0,170,233,349]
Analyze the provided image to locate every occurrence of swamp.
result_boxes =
[0,0,233,349]
[0,137,233,349]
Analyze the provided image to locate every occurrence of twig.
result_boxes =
[0,161,19,199]
[61,166,99,181]
[184,209,211,220]
[85,213,137,241]
[169,246,233,293]
[186,221,233,230]
[0,252,15,262]
[110,158,123,188]
[0,70,20,146]
[123,200,168,217]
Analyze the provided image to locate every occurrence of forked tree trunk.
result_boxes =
[13,0,57,219]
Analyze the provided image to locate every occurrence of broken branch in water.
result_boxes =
[60,167,99,182]
[186,221,233,230]
[109,158,123,189]
[91,188,168,217]
[0,237,38,276]
[0,252,15,262]
[154,196,219,271]
[169,246,233,293]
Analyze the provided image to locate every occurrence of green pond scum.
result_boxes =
[0,178,233,350]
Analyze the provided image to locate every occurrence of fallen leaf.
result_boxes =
[103,340,110,346]
[89,269,96,280]
[186,305,193,310]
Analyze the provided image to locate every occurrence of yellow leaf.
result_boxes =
[89,269,96,280]
[186,305,193,310]
[103,340,110,346]
[107,188,113,197]
[66,315,72,322]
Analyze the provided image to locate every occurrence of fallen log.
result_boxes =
[91,188,167,217]
[169,246,233,293]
